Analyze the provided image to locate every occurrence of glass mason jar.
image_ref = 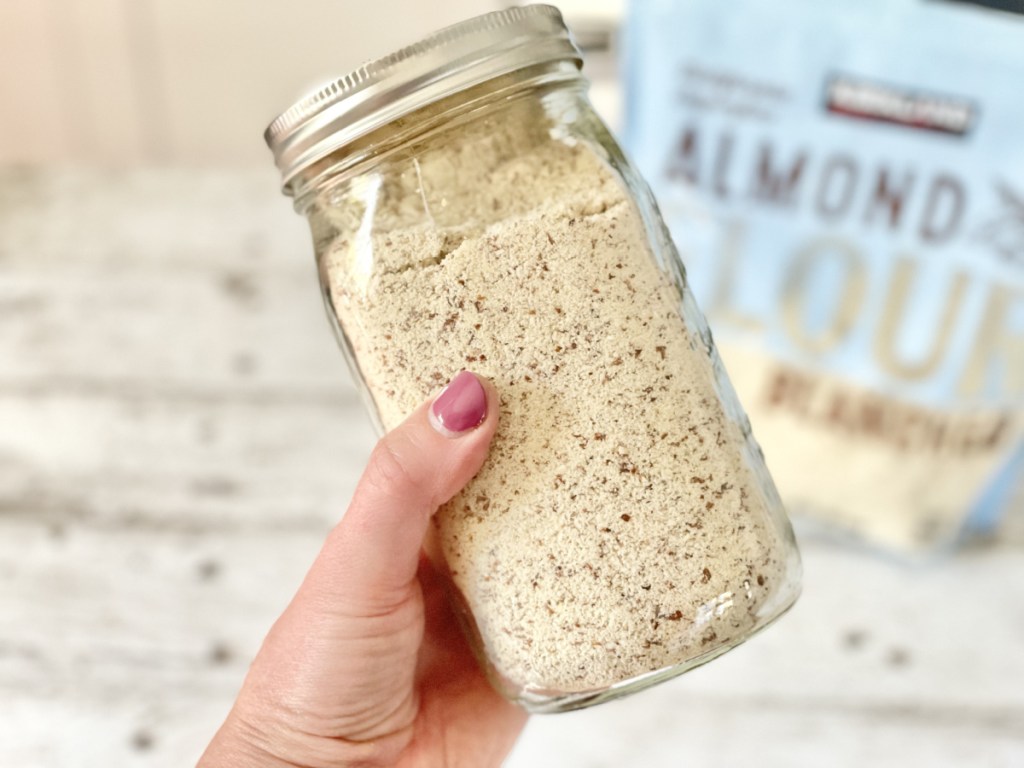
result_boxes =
[265,5,801,713]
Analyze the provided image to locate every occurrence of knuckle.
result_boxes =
[364,437,420,501]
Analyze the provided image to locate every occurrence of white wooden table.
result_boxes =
[1,170,1022,768]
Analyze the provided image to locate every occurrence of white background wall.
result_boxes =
[0,0,624,167]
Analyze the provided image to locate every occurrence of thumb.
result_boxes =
[310,370,498,613]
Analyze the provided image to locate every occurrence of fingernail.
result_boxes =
[430,371,487,437]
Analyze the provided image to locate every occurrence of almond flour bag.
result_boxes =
[625,0,1023,553]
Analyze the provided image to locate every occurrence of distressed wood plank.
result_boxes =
[0,266,346,392]
[0,169,303,269]
[4,525,1023,706]
[508,692,1024,768]
[0,392,375,533]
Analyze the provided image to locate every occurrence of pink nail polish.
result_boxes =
[430,371,487,436]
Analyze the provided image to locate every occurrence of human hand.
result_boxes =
[199,371,527,768]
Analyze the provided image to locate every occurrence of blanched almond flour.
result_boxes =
[319,107,794,697]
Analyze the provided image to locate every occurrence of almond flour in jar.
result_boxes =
[266,5,801,712]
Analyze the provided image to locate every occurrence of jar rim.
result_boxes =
[264,4,583,195]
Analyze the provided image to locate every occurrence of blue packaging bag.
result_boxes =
[624,0,1023,552]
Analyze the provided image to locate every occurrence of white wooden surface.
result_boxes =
[1,170,1022,768]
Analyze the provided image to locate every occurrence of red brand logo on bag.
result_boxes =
[825,75,977,136]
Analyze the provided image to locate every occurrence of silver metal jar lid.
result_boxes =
[264,4,583,194]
